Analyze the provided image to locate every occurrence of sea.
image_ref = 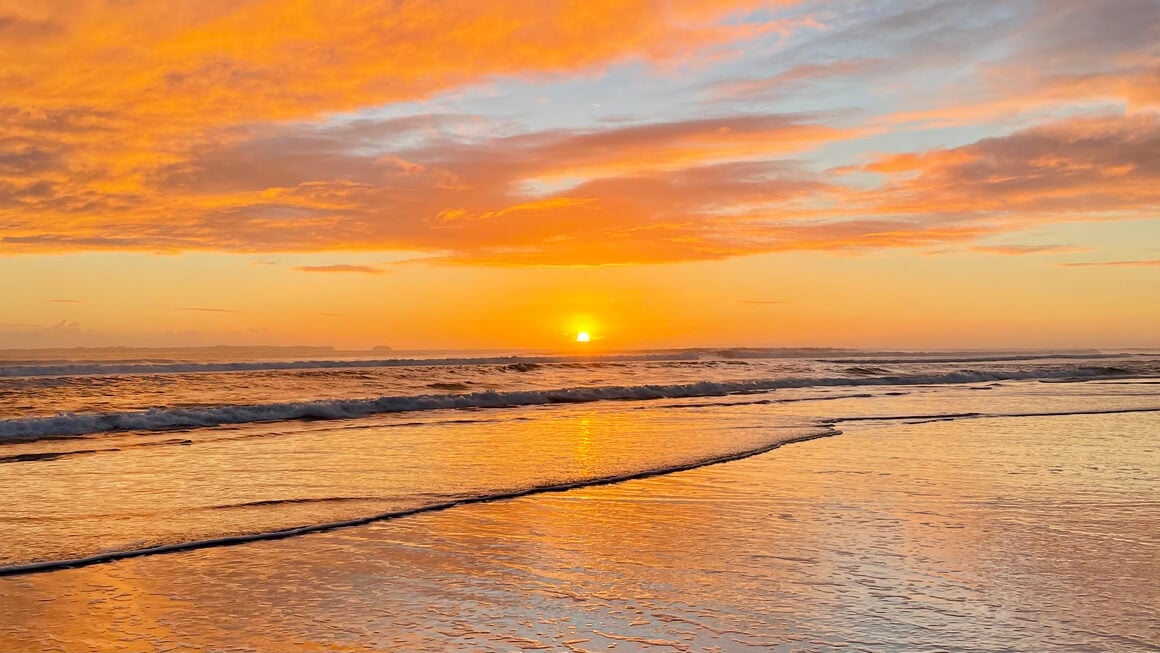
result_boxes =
[0,347,1157,651]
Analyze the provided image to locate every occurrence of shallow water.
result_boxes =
[1,407,1156,651]
[1,373,1158,651]
[2,376,1157,570]
[0,396,824,567]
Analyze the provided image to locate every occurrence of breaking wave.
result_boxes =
[6,350,1146,379]
[0,354,703,378]
[0,365,1138,442]
[820,353,1139,365]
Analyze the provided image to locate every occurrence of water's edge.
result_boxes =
[6,404,1157,577]
[0,427,841,577]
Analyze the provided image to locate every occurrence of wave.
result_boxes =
[0,365,1142,443]
[0,353,708,378]
[844,366,894,375]
[827,405,1160,425]
[820,353,1142,365]
[5,349,1143,379]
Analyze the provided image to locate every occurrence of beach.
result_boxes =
[1,354,1157,652]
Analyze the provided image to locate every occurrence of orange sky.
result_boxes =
[1,0,1158,349]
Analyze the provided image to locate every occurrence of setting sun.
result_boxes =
[576,331,591,343]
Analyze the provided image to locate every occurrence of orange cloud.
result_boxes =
[855,113,1160,222]
[0,1,809,248]
[1,1,799,130]
[3,108,1156,265]
[294,265,383,274]
[516,114,854,182]
[880,64,1160,130]
[1,112,855,262]
[1,1,1157,267]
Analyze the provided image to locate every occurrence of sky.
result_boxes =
[1,0,1158,350]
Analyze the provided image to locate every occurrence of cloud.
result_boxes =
[1,1,799,135]
[2,235,194,248]
[854,113,1160,222]
[878,64,1160,130]
[739,300,785,305]
[701,58,883,102]
[1060,259,1160,268]
[3,109,1154,265]
[0,319,79,330]
[0,112,859,263]
[177,307,240,313]
[47,298,85,303]
[294,265,383,274]
[0,0,821,263]
[0,1,1156,266]
[871,1,1160,128]
[0,13,63,43]
[971,245,1090,256]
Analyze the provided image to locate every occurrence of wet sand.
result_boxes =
[2,408,1156,652]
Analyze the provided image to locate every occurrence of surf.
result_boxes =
[0,364,1146,442]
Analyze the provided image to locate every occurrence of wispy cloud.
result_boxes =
[971,245,1090,256]
[176,307,241,313]
[47,298,86,303]
[739,300,785,305]
[1060,259,1160,268]
[702,58,882,103]
[0,320,80,329]
[294,265,383,274]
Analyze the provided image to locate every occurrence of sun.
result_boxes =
[576,331,591,343]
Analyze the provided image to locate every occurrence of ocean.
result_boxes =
[1,349,1157,651]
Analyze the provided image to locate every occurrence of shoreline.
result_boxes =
[3,408,1155,651]
[0,426,842,577]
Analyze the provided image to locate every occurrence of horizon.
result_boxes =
[0,342,1153,360]
[2,1,1158,349]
